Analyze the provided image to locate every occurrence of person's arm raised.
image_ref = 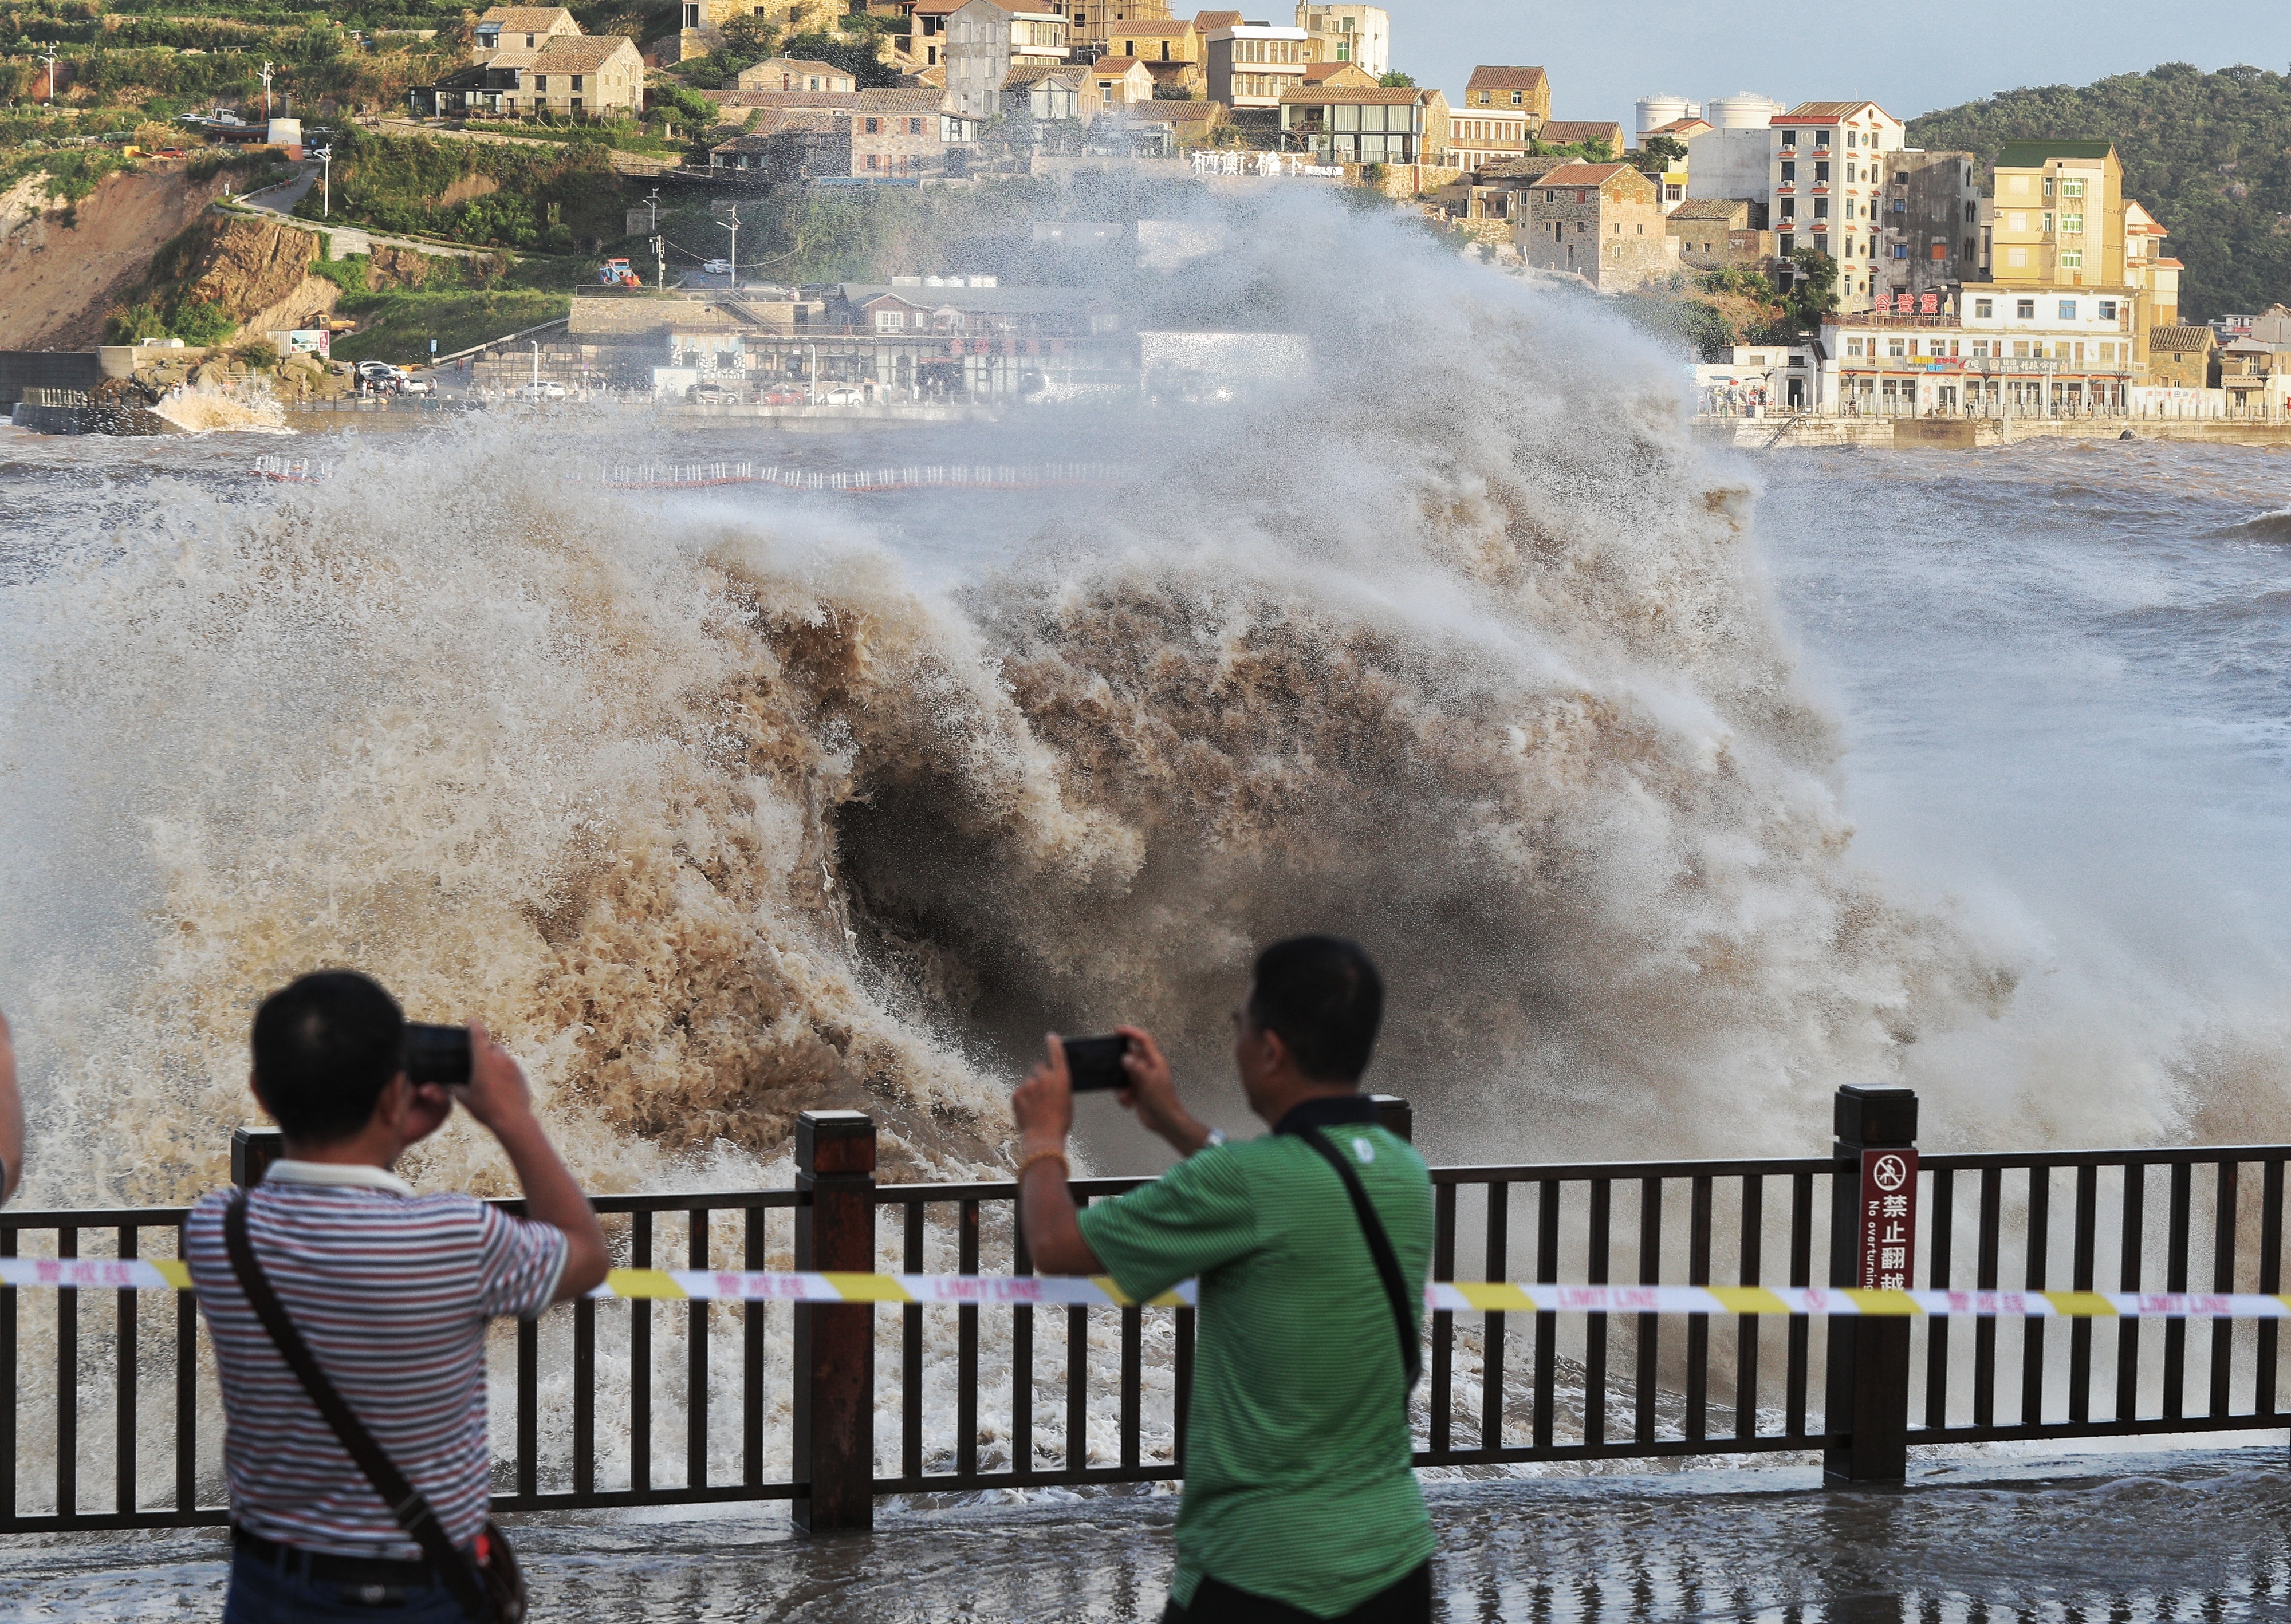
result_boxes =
[455,1022,610,1302]
[1011,1035,1104,1278]
[0,1009,22,1205]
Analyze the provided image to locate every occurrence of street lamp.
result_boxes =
[313,145,333,217]
[717,203,741,287]
[260,61,274,121]
[652,233,666,289]
[647,186,660,230]
[40,47,57,107]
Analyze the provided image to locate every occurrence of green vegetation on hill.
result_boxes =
[289,128,628,249]
[328,287,572,363]
[1908,61,2291,321]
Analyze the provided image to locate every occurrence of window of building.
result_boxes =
[1781,161,1794,182]
[2061,178,2084,198]
[1813,129,1829,148]
[2057,298,2077,318]
[2062,212,2084,234]
[875,309,905,330]
[1847,337,1864,356]
[2099,299,2117,320]
[1779,232,1794,254]
[572,75,584,91]
[2099,342,2115,361]
[2042,212,2053,231]
[1892,243,1907,259]
[1778,128,1796,147]
[570,96,582,110]
[2007,247,2028,268]
[2060,250,2083,269]
[1888,338,1906,357]
[1510,89,1522,105]
[1815,160,1829,183]
[2014,341,2030,358]
[865,116,880,133]
[2016,299,2036,318]
[1813,199,1828,218]
[1965,236,1977,259]
[535,74,548,89]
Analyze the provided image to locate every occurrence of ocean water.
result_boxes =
[3,185,2290,1613]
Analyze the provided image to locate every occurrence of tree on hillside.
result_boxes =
[1907,61,2291,321]
[1630,132,1686,174]
[1780,246,1838,330]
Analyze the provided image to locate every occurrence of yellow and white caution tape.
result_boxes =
[2,1259,2283,1319]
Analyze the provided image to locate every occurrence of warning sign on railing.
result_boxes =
[1857,1148,1919,1291]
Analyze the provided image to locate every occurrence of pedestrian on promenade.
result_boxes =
[0,1006,23,1205]
[184,971,609,1623]
[1011,937,1435,1623]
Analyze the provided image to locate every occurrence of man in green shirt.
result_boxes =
[1011,936,1435,1623]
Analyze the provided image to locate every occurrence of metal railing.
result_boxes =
[6,1090,2291,1539]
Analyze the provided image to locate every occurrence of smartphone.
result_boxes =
[1061,1034,1132,1093]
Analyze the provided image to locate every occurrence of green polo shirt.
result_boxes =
[1077,1111,1435,1618]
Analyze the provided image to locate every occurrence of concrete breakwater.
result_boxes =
[9,388,171,436]
[1699,415,2291,450]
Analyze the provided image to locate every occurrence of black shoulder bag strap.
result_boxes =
[1298,1128,1422,1393]
[223,1192,494,1622]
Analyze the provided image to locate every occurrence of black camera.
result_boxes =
[403,1023,472,1087]
[1061,1034,1133,1093]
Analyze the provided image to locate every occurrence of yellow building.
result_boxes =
[675,0,847,62]
[2123,199,2182,328]
[1989,139,2123,288]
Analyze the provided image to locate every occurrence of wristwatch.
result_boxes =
[1198,1128,1227,1153]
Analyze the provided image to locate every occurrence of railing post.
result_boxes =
[1369,1094,1412,1142]
[792,1109,875,1532]
[231,1127,284,1187]
[1824,1083,1918,1484]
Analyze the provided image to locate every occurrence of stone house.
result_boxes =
[1086,17,1202,94]
[2219,336,2276,407]
[2144,324,2216,390]
[1298,61,1375,89]
[710,87,964,180]
[1092,56,1156,104]
[1520,161,1677,290]
[473,7,578,61]
[1665,197,1774,271]
[519,35,645,116]
[1003,60,1101,125]
[672,0,844,62]
[1124,96,1223,144]
[1452,66,1546,170]
[735,57,859,92]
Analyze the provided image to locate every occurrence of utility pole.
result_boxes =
[652,233,666,289]
[40,46,57,107]
[313,145,332,217]
[718,204,740,287]
[530,340,540,389]
[260,61,274,121]
[648,186,660,230]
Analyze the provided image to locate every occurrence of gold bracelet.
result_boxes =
[1015,1146,1070,1182]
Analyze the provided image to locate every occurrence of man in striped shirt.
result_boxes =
[186,971,609,1622]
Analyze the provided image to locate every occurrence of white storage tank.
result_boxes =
[1706,93,1784,129]
[1634,94,1700,141]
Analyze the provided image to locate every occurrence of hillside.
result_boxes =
[1908,62,2291,321]
[0,161,237,348]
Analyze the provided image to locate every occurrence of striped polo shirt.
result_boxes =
[185,1161,567,1558]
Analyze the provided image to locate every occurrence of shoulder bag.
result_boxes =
[223,1192,527,1624]
[1298,1128,1423,1393]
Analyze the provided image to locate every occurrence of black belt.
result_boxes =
[232,1524,451,1588]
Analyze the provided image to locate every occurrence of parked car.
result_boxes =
[513,380,568,401]
[700,258,733,275]
[758,388,806,405]
[398,375,434,396]
[353,360,405,385]
[684,381,734,404]
[816,386,866,405]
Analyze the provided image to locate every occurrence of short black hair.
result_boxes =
[251,971,406,1144]
[1244,936,1384,1083]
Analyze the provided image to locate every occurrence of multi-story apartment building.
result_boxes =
[1989,140,2121,289]
[1878,149,1983,302]
[935,0,1072,121]
[1450,66,1546,170]
[1825,285,2139,415]
[1293,3,1387,76]
[1518,162,1677,290]
[1067,0,1171,47]
[1204,21,1307,112]
[1767,100,1905,313]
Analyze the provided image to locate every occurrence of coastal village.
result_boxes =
[0,1,2287,439]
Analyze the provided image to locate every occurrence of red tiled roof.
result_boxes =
[1466,65,1546,91]
[1527,161,1635,187]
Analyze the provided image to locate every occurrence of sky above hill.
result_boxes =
[1394,0,2291,135]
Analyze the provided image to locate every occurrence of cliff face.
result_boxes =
[175,217,324,320]
[0,163,234,349]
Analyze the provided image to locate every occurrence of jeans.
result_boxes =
[1164,1560,1434,1623]
[222,1546,468,1623]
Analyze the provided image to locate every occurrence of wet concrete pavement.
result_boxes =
[9,1447,2290,1621]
